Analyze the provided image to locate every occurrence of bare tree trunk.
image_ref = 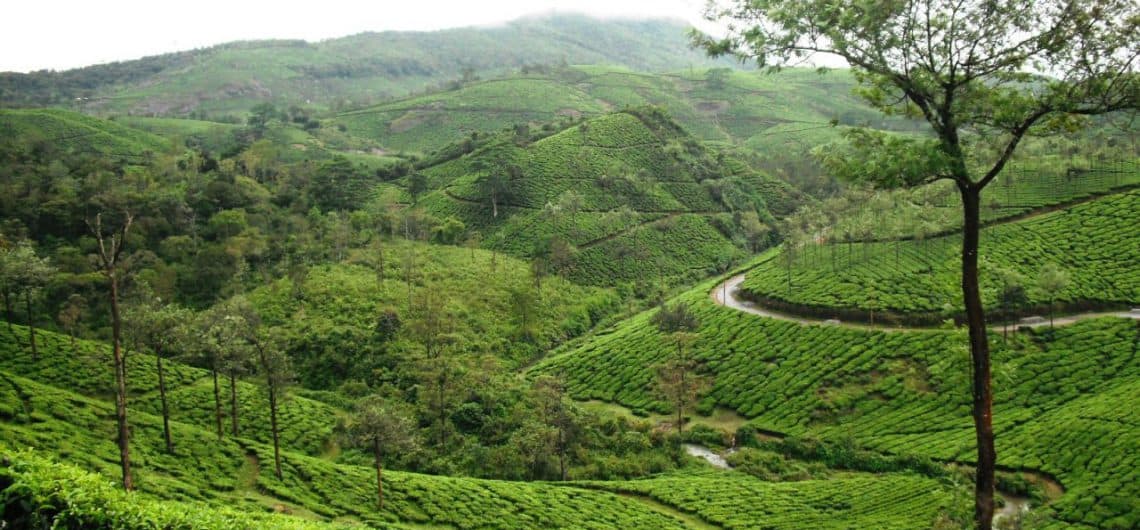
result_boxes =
[229,370,240,437]
[156,351,173,454]
[268,379,282,480]
[110,277,133,491]
[211,368,223,440]
[3,292,13,334]
[959,184,995,530]
[24,292,37,360]
[374,439,385,509]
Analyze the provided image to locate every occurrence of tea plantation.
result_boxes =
[741,189,1140,322]
[536,261,1140,528]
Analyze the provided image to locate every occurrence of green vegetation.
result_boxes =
[741,189,1140,323]
[1,16,735,117]
[0,108,170,159]
[537,261,1140,527]
[410,109,782,287]
[581,470,968,529]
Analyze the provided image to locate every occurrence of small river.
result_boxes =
[684,443,1034,524]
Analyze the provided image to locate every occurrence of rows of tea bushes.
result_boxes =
[0,108,171,159]
[0,329,697,529]
[0,447,369,530]
[741,189,1140,321]
[580,470,968,529]
[0,376,694,529]
[536,265,1140,527]
[410,110,772,287]
[0,324,342,458]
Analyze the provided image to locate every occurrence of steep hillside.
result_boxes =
[741,189,1140,323]
[0,16,735,117]
[335,66,917,157]
[535,250,1140,528]
[407,108,788,286]
[0,108,170,159]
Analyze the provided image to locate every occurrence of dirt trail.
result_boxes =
[711,274,1139,331]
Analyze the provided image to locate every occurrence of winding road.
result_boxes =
[711,273,1140,331]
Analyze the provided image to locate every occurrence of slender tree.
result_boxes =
[87,211,135,491]
[651,302,707,434]
[696,2,1137,526]
[342,395,419,509]
[1036,263,1071,329]
[57,294,86,351]
[124,284,190,454]
[8,241,55,359]
[235,302,292,480]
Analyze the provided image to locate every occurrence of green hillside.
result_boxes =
[1,323,971,529]
[1,16,736,117]
[0,108,170,159]
[535,261,1140,528]
[741,189,1140,323]
[407,108,787,286]
[334,66,916,159]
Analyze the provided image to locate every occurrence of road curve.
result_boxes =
[710,274,1140,331]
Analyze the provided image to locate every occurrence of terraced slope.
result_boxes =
[536,260,1140,528]
[410,109,782,286]
[741,189,1140,323]
[0,108,170,159]
[1,16,735,116]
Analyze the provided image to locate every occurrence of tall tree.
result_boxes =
[651,302,706,434]
[695,2,1138,526]
[1036,263,1071,329]
[195,301,244,441]
[7,240,55,359]
[87,211,136,491]
[124,284,190,454]
[57,293,86,351]
[342,395,419,509]
[235,301,291,480]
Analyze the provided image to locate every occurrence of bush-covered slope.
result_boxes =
[409,109,782,287]
[1,16,736,117]
[0,108,170,159]
[741,189,1140,322]
[535,262,1140,528]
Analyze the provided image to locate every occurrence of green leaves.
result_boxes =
[814,128,950,189]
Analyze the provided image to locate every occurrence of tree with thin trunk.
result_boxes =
[695,2,1137,527]
[1036,263,1070,329]
[124,283,191,455]
[995,269,1029,341]
[651,302,707,434]
[342,395,419,509]
[8,241,55,360]
[234,300,291,480]
[195,301,244,441]
[532,375,579,481]
[87,211,135,491]
[57,294,86,351]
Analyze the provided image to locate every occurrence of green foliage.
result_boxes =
[741,190,1140,321]
[537,262,1140,527]
[580,469,968,529]
[0,108,170,160]
[2,16,736,117]
[0,448,363,530]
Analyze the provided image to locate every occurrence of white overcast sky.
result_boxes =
[2,0,721,73]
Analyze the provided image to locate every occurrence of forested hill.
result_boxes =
[0,15,736,117]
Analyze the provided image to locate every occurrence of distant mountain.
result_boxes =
[0,15,736,117]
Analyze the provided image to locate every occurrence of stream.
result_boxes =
[684,443,1036,525]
